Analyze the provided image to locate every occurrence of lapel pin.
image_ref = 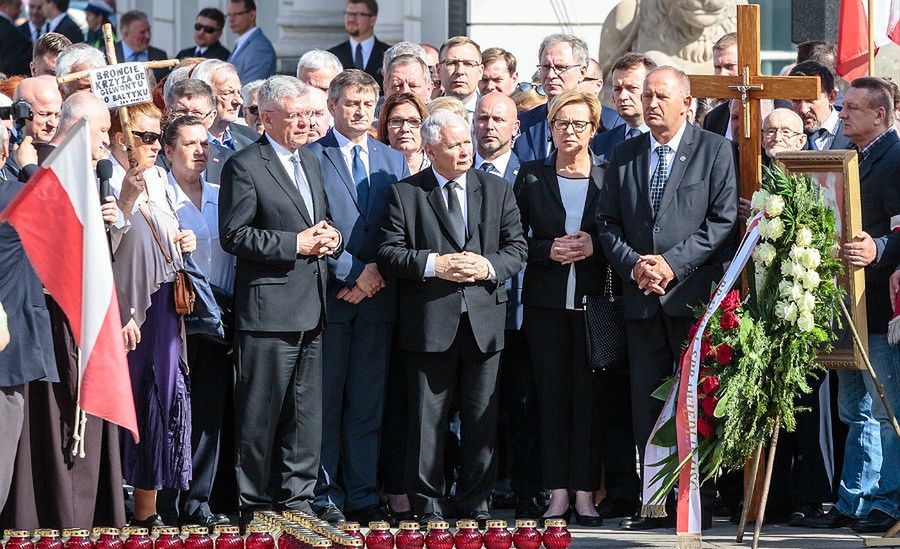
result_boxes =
[679,155,686,161]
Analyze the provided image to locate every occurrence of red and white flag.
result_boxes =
[0,119,138,442]
[836,0,900,80]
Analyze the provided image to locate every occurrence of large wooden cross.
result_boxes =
[688,4,821,200]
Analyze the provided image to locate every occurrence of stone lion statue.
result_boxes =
[599,0,742,81]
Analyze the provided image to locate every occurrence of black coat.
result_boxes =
[0,16,31,76]
[328,37,390,89]
[110,41,171,82]
[703,101,730,137]
[176,41,230,62]
[50,14,84,46]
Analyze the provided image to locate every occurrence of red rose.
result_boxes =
[700,375,720,394]
[699,366,710,380]
[719,311,739,331]
[701,396,718,416]
[716,343,734,365]
[697,415,715,438]
[721,290,741,312]
[687,321,700,341]
[700,338,713,359]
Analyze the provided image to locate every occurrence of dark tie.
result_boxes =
[479,162,496,175]
[196,48,203,57]
[626,127,641,140]
[650,144,672,215]
[354,43,364,69]
[445,180,466,245]
[43,22,49,35]
[808,128,827,150]
[290,154,315,220]
[129,51,141,62]
[352,144,369,214]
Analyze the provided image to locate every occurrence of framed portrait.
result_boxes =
[774,150,866,370]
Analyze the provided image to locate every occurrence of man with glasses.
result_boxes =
[328,0,391,90]
[177,8,230,62]
[192,59,260,152]
[438,36,483,122]
[227,0,276,84]
[12,75,61,148]
[164,78,233,185]
[111,10,170,82]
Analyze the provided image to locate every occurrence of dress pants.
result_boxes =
[316,318,393,512]
[405,315,501,516]
[0,385,24,510]
[234,328,323,512]
[498,329,542,498]
[596,371,640,503]
[380,336,408,495]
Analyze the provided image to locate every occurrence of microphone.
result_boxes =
[97,158,113,203]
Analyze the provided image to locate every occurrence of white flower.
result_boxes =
[775,301,799,323]
[781,260,805,280]
[796,228,813,247]
[778,280,792,296]
[754,242,777,265]
[751,189,771,211]
[789,283,806,302]
[801,248,821,270]
[802,269,821,290]
[797,312,815,332]
[790,245,806,261]
[767,217,785,240]
[765,195,786,217]
[796,291,816,313]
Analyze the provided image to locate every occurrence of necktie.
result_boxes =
[290,154,315,221]
[354,43,364,69]
[196,48,203,57]
[352,145,370,214]
[43,22,49,35]
[626,127,641,140]
[650,144,671,215]
[809,128,827,150]
[445,180,466,245]
[129,51,141,62]
[479,162,496,175]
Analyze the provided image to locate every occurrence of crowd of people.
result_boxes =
[1,0,900,538]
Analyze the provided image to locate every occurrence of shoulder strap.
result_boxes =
[138,203,173,264]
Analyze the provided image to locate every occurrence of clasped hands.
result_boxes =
[550,231,593,264]
[435,251,490,283]
[337,262,385,304]
[633,254,674,296]
[297,220,340,257]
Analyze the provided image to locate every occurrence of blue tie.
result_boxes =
[650,144,671,215]
[352,145,369,214]
[354,43,364,69]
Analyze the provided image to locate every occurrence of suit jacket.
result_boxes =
[227,122,260,151]
[590,124,647,165]
[0,168,58,387]
[515,154,617,310]
[596,122,738,319]
[805,118,853,151]
[703,101,730,137]
[858,130,900,332]
[17,20,34,50]
[514,103,624,162]
[306,129,410,323]
[228,28,277,84]
[112,42,170,82]
[51,13,84,46]
[158,142,233,183]
[0,15,31,77]
[177,41,231,62]
[377,168,527,353]
[328,37,391,90]
[219,134,343,333]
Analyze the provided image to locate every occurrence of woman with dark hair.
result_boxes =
[377,92,429,174]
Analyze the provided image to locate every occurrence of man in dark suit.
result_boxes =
[789,61,852,151]
[164,79,233,185]
[17,0,46,52]
[219,75,343,518]
[39,0,81,46]
[176,8,231,62]
[111,10,170,82]
[701,33,739,138]
[0,0,32,77]
[226,0,276,84]
[328,0,390,90]
[191,59,258,152]
[305,69,409,526]
[596,66,737,530]
[377,110,527,524]
[591,53,656,166]
[805,77,900,534]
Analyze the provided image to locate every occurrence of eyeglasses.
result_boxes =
[132,130,161,145]
[194,23,220,33]
[388,117,422,129]
[172,109,214,119]
[440,59,481,71]
[762,128,804,139]
[516,82,546,96]
[537,63,581,76]
[226,9,251,18]
[31,109,60,121]
[550,119,592,133]
[245,105,259,116]
[344,11,374,18]
[307,109,327,119]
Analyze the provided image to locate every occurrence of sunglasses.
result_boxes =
[245,105,259,116]
[132,130,161,145]
[194,23,220,34]
[516,82,546,96]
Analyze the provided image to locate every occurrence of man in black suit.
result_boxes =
[191,59,259,152]
[0,0,31,77]
[112,10,170,82]
[789,61,852,151]
[596,66,737,530]
[219,75,343,518]
[702,33,739,138]
[164,79,233,185]
[328,0,390,90]
[377,110,527,524]
[176,8,231,62]
[39,0,81,46]
[17,0,46,51]
[591,53,656,165]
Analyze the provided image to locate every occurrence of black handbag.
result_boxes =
[583,265,629,372]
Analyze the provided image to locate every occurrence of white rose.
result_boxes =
[797,311,815,332]
[801,248,821,270]
[751,189,771,211]
[797,291,816,313]
[789,283,806,302]
[765,195,786,217]
[783,302,799,323]
[781,260,804,280]
[756,242,777,265]
[767,217,785,240]
[796,228,813,247]
[790,245,806,261]
[802,269,821,290]
[758,218,771,240]
[778,280,793,297]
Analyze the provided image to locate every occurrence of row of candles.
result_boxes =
[1,513,572,549]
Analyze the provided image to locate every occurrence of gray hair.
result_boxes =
[382,41,428,77]
[55,43,105,78]
[165,78,215,110]
[258,75,309,112]
[327,69,379,104]
[296,50,343,79]
[55,90,107,139]
[241,79,265,105]
[420,109,469,146]
[191,59,239,86]
[386,54,429,81]
[538,33,589,67]
[163,64,194,101]
[647,65,691,97]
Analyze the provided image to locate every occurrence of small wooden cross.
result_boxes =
[688,4,821,201]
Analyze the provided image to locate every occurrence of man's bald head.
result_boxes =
[474,91,520,160]
[13,76,63,142]
[51,91,112,164]
[762,108,807,156]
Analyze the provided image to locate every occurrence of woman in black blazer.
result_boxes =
[514,91,616,526]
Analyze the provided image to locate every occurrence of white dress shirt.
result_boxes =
[349,35,375,69]
[558,175,590,310]
[648,120,688,182]
[474,149,512,178]
[333,128,370,178]
[264,132,302,185]
[815,107,841,150]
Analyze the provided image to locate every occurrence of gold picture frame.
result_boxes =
[774,150,867,370]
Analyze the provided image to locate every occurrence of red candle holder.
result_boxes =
[94,529,124,549]
[123,528,152,549]
[5,531,35,549]
[152,528,183,549]
[511,522,540,549]
[394,522,424,549]
[453,520,482,549]
[213,526,242,549]
[245,526,275,549]
[424,522,453,549]
[539,520,569,549]
[35,530,64,549]
[184,528,213,549]
[339,524,364,547]
[364,523,392,549]
[482,521,511,549]
[63,529,93,549]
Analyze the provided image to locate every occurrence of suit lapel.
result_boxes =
[656,123,696,217]
[261,138,314,226]
[859,132,898,181]
[465,170,482,245]
[504,153,521,182]
[580,163,602,229]
[300,148,326,222]
[322,133,360,210]
[364,39,383,74]
[540,156,565,212]
[632,134,653,216]
[425,171,464,250]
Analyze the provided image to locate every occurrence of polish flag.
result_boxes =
[837,0,900,80]
[0,120,138,442]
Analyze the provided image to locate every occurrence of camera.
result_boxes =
[0,100,32,145]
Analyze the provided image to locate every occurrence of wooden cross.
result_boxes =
[688,4,821,201]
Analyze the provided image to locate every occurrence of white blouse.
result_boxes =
[557,175,590,310]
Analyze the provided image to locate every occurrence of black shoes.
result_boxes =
[797,506,853,529]
[346,504,389,526]
[468,511,492,529]
[596,497,640,519]
[573,511,603,527]
[419,512,446,530]
[317,503,346,526]
[515,496,543,519]
[131,514,166,528]
[619,513,675,530]
[182,512,230,528]
[852,509,898,533]
[787,504,824,526]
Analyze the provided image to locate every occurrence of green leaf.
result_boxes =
[651,417,677,448]
[713,391,730,418]
[651,377,676,401]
